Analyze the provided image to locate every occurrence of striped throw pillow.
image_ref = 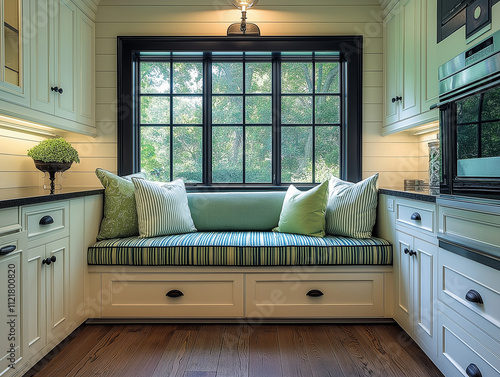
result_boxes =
[132,178,197,238]
[325,174,378,238]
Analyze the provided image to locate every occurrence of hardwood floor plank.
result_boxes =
[151,329,198,377]
[248,325,282,377]
[24,325,111,377]
[111,325,178,377]
[298,325,346,377]
[185,325,224,372]
[277,325,313,377]
[216,325,249,377]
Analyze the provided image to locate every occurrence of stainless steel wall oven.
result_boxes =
[438,30,500,199]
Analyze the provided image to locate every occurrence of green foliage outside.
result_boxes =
[27,138,80,163]
[139,56,341,184]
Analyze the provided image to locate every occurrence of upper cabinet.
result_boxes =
[0,0,95,136]
[0,0,30,106]
[382,0,440,135]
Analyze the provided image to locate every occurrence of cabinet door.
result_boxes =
[26,245,46,357]
[76,8,95,126]
[0,245,22,375]
[30,0,55,114]
[399,0,420,120]
[45,238,69,343]
[54,0,76,120]
[394,230,413,333]
[413,237,437,356]
[383,4,399,126]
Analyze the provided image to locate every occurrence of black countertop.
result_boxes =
[378,188,439,203]
[0,187,104,209]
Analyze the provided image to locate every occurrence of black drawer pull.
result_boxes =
[306,289,324,297]
[0,245,16,256]
[42,256,57,266]
[166,289,184,298]
[465,289,483,305]
[410,212,421,221]
[404,248,410,254]
[466,363,482,377]
[39,215,54,226]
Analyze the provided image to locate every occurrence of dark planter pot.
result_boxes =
[33,160,73,194]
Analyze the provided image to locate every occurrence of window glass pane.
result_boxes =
[173,62,203,94]
[173,127,202,183]
[457,124,478,159]
[140,127,170,182]
[281,96,312,124]
[141,96,170,124]
[212,126,243,183]
[316,62,340,93]
[315,126,340,182]
[140,62,170,94]
[457,95,480,124]
[481,87,500,121]
[245,62,272,93]
[212,62,243,93]
[281,62,313,93]
[246,126,272,183]
[173,96,202,124]
[315,95,340,124]
[482,122,500,158]
[246,96,272,124]
[281,126,313,183]
[212,96,243,124]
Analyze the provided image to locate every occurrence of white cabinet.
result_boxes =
[0,229,27,377]
[0,0,30,106]
[382,0,439,134]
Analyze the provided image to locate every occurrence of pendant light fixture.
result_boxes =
[227,0,260,36]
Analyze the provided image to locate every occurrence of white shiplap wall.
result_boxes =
[0,0,422,190]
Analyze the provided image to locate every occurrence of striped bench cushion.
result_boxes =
[88,232,392,266]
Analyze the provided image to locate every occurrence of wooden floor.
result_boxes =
[24,323,444,377]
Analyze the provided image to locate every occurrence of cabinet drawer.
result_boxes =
[439,311,500,377]
[396,199,435,234]
[0,208,19,236]
[101,273,244,318]
[21,202,69,240]
[439,249,500,342]
[246,273,385,318]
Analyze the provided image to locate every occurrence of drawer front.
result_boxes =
[0,208,19,234]
[22,202,69,240]
[246,272,385,318]
[439,311,500,377]
[396,199,435,234]
[101,273,244,318]
[439,249,500,342]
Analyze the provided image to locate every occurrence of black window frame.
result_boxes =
[118,36,363,190]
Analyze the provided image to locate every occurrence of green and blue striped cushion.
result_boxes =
[88,231,392,266]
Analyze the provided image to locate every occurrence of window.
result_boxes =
[118,37,362,189]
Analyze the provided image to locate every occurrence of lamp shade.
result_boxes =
[230,0,259,9]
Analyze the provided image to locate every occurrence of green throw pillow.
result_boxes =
[132,178,197,238]
[273,181,329,237]
[95,168,145,240]
[325,173,379,238]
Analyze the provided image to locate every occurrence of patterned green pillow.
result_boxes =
[95,168,145,240]
[132,178,197,238]
[325,173,379,238]
[273,181,329,237]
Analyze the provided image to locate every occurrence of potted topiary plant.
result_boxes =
[27,138,80,194]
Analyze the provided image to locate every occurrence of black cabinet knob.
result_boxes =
[306,289,324,297]
[466,363,482,377]
[404,248,410,254]
[410,212,421,221]
[0,245,16,256]
[50,86,63,94]
[166,289,184,298]
[465,289,483,305]
[42,256,57,266]
[39,215,54,226]
[408,249,417,257]
[391,96,402,103]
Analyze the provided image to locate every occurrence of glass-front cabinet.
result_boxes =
[0,0,29,104]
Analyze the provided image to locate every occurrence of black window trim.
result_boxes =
[117,36,363,190]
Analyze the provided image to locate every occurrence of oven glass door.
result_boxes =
[456,86,500,178]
